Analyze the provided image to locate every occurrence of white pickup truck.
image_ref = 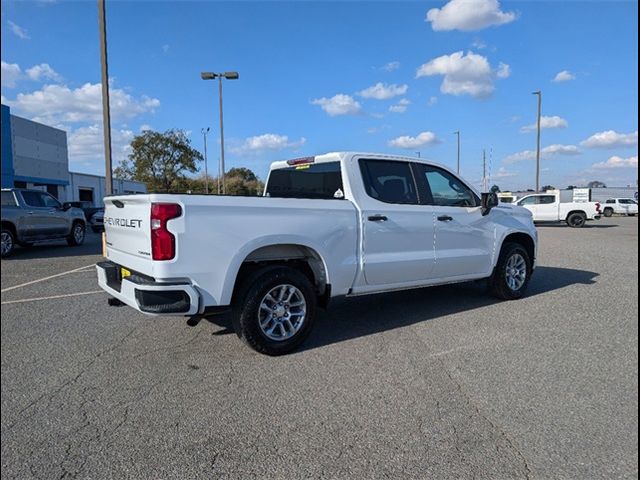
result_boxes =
[515,192,601,227]
[97,152,538,355]
[601,198,638,217]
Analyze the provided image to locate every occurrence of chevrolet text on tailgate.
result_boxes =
[97,152,538,355]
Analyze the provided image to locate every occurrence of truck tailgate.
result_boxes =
[104,196,152,261]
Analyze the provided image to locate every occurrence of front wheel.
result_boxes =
[67,222,85,246]
[490,243,532,300]
[566,212,587,228]
[232,266,317,355]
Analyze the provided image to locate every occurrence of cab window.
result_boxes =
[518,196,537,206]
[414,164,479,207]
[359,159,418,205]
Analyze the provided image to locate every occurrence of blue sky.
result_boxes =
[1,0,638,190]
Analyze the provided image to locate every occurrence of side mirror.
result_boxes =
[62,202,72,211]
[481,192,499,216]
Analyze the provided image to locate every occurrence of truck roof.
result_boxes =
[269,151,451,171]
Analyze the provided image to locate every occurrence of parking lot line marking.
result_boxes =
[0,264,96,293]
[1,290,103,305]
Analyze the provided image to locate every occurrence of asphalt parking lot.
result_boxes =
[1,217,638,479]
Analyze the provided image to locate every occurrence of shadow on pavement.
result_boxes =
[536,223,618,229]
[196,266,599,352]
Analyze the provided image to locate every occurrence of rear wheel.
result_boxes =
[566,212,587,228]
[1,229,15,258]
[603,208,613,217]
[67,222,85,246]
[490,243,532,300]
[232,266,317,355]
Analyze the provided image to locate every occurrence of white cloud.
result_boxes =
[592,155,638,169]
[1,61,21,88]
[520,115,569,133]
[472,38,487,49]
[388,131,439,149]
[311,94,362,117]
[504,144,580,163]
[416,51,508,98]
[496,62,511,79]
[389,98,410,113]
[25,63,62,82]
[139,124,152,132]
[580,130,638,148]
[358,82,408,100]
[553,70,576,82]
[8,21,30,40]
[426,0,516,31]
[427,96,438,107]
[4,82,160,125]
[381,61,400,72]
[67,124,134,165]
[230,133,306,154]
[493,167,517,178]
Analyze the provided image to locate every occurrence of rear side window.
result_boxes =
[1,191,17,206]
[266,162,343,199]
[538,195,556,204]
[619,199,634,204]
[21,191,44,207]
[359,159,418,204]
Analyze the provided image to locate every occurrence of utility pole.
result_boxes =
[201,127,210,194]
[482,149,487,191]
[532,91,542,192]
[453,131,460,174]
[97,0,112,195]
[415,151,421,158]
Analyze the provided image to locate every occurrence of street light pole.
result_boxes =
[97,0,113,195]
[453,131,460,174]
[201,127,210,194]
[532,91,542,192]
[201,71,239,196]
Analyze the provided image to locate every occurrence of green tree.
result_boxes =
[115,129,203,192]
[587,180,607,188]
[541,185,556,191]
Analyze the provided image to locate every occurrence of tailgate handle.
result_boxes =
[112,200,125,208]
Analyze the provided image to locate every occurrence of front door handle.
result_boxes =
[368,215,388,222]
[437,215,453,222]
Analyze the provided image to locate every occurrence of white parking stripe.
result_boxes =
[0,264,96,293]
[1,290,103,305]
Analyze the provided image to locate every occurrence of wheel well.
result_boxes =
[502,232,535,265]
[603,206,614,210]
[565,210,587,220]
[1,221,17,237]
[232,244,329,304]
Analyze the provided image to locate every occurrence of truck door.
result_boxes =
[358,158,435,286]
[534,195,559,221]
[413,164,493,278]
[18,190,58,237]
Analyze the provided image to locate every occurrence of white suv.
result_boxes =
[602,198,638,217]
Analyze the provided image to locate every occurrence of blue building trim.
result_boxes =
[13,175,69,186]
[1,104,15,188]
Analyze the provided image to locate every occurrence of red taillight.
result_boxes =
[151,203,182,261]
[596,202,601,213]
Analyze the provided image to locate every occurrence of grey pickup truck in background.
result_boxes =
[1,188,87,258]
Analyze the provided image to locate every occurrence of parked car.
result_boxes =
[515,192,601,227]
[63,201,103,223]
[1,188,86,257]
[89,209,105,233]
[601,198,638,217]
[97,152,538,355]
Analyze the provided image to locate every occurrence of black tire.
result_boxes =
[232,266,317,356]
[1,228,15,258]
[566,212,587,228]
[67,221,86,246]
[603,208,613,218]
[490,242,532,300]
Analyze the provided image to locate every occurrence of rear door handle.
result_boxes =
[368,215,388,222]
[437,215,453,222]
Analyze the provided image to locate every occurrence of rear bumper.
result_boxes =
[96,261,200,316]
